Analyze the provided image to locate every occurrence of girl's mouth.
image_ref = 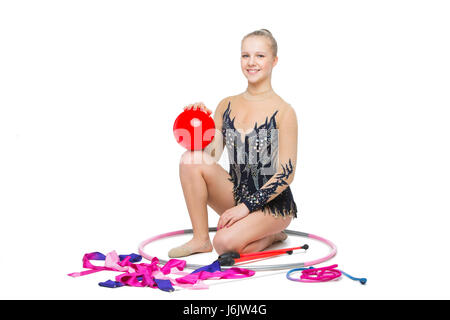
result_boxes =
[247,69,260,75]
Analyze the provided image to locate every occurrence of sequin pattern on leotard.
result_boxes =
[221,102,298,218]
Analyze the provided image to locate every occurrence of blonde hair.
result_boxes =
[242,29,278,57]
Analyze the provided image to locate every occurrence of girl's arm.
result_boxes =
[203,98,228,162]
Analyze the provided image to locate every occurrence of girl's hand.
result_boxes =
[217,203,250,230]
[184,101,212,115]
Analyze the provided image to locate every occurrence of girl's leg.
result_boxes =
[239,229,288,254]
[169,151,235,257]
[213,210,293,255]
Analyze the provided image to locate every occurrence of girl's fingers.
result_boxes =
[220,216,227,229]
[225,215,236,228]
[184,102,211,115]
[218,212,229,230]
[194,102,204,111]
[200,106,212,115]
[225,218,234,228]
[183,102,212,115]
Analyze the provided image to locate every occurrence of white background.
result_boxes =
[1,0,449,300]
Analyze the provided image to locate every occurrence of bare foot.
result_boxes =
[168,238,213,258]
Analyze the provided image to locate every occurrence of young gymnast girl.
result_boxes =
[169,29,298,258]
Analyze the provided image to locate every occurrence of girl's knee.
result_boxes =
[179,151,202,176]
[213,230,243,255]
[179,151,215,170]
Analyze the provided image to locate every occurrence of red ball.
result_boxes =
[173,109,215,150]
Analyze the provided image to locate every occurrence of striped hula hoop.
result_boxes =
[138,227,337,271]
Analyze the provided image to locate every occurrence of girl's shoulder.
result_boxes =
[272,96,297,122]
[217,95,234,110]
[279,101,297,119]
[215,95,237,118]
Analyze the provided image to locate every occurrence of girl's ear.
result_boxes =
[272,56,278,68]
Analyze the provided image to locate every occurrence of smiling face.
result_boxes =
[240,36,278,84]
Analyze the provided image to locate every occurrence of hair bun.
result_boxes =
[260,29,272,35]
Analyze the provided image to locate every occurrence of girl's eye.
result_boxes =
[241,55,265,58]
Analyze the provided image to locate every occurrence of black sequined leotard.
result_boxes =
[221,102,298,218]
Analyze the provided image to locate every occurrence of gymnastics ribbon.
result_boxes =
[67,251,132,277]
[175,260,255,285]
[286,264,367,284]
[68,251,255,291]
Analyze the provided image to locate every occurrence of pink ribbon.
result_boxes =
[176,267,255,285]
[67,251,126,277]
[68,251,255,290]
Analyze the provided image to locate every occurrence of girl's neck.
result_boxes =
[243,85,275,101]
